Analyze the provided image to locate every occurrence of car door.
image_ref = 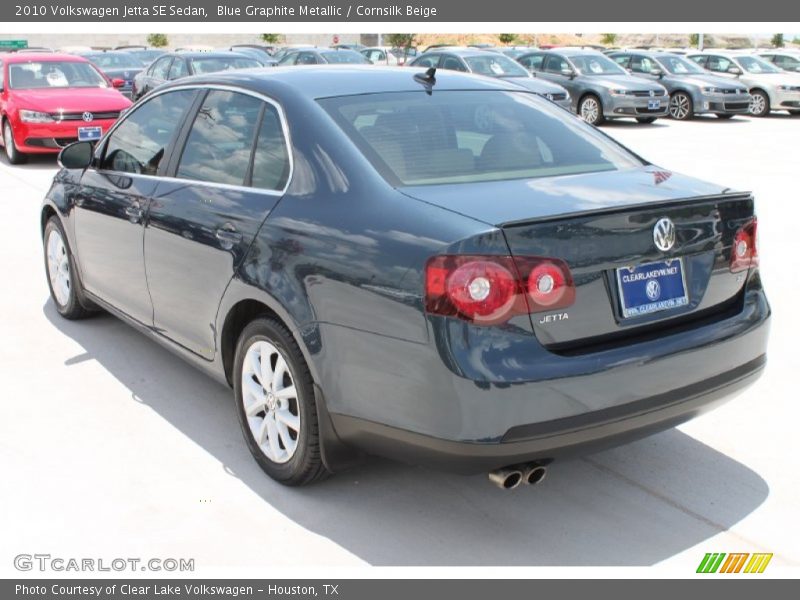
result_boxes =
[440,55,467,72]
[144,88,291,358]
[540,54,580,97]
[704,54,736,79]
[73,88,198,324]
[296,52,320,65]
[142,55,172,94]
[167,56,189,81]
[629,54,659,80]
[775,54,800,72]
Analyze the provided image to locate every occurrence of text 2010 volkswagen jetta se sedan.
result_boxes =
[42,66,769,489]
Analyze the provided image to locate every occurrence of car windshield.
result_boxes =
[130,50,164,64]
[320,50,370,64]
[87,53,143,69]
[656,55,706,75]
[189,56,261,74]
[570,54,627,75]
[320,90,642,186]
[464,54,530,77]
[736,55,782,74]
[8,61,108,89]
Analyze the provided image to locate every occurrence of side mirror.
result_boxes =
[561,67,575,78]
[58,141,94,170]
[651,68,664,78]
[111,78,125,89]
[728,66,742,75]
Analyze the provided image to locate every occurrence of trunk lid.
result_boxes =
[402,167,754,348]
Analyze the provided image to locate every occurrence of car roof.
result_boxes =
[3,52,88,64]
[431,48,510,58]
[163,65,528,100]
[167,51,252,59]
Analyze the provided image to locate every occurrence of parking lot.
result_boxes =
[0,113,798,572]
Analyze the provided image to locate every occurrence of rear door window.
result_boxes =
[176,90,262,186]
[150,56,172,80]
[168,58,188,80]
[518,54,545,71]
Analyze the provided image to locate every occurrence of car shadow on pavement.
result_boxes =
[44,301,770,567]
[0,154,60,170]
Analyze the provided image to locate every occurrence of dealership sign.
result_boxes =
[0,40,27,49]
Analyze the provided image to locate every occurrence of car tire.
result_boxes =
[748,90,770,117]
[44,217,94,320]
[233,317,329,486]
[578,94,605,125]
[715,114,736,119]
[3,120,27,165]
[636,117,657,124]
[668,91,694,120]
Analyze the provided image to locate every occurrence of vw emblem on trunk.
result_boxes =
[82,112,94,122]
[653,218,676,252]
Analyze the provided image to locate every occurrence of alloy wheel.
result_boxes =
[240,340,301,464]
[580,97,600,124]
[4,123,15,162]
[46,229,71,307]
[749,93,767,116]
[669,93,692,120]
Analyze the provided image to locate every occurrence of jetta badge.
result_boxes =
[82,112,94,122]
[653,218,676,252]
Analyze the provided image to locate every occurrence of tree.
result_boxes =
[261,34,282,44]
[600,33,617,45]
[689,33,700,46]
[147,33,168,48]
[385,33,416,49]
[771,33,785,48]
[498,33,517,45]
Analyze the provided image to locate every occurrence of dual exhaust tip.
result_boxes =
[488,463,548,490]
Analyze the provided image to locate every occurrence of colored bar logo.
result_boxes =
[697,553,773,573]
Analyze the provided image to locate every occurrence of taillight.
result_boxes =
[730,218,758,273]
[425,255,575,325]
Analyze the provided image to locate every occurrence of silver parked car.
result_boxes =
[610,50,751,120]
[517,48,669,125]
[408,48,572,110]
[757,50,800,73]
[688,51,800,116]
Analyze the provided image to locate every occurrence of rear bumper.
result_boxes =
[323,280,770,473]
[332,354,765,473]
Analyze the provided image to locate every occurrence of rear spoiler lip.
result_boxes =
[498,191,754,229]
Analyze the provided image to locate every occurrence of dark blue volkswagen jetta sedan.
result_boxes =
[41,66,770,489]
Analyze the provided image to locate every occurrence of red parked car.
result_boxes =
[0,53,131,164]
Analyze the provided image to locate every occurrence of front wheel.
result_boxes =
[44,217,93,319]
[3,121,27,165]
[578,95,605,125]
[233,318,329,486]
[749,90,770,117]
[636,117,657,124]
[668,92,694,120]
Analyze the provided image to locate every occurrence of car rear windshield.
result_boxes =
[189,56,261,74]
[8,61,108,89]
[464,54,529,78]
[320,90,643,186]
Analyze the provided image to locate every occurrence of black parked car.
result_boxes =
[43,67,769,489]
[78,51,145,99]
[277,47,370,66]
[132,52,262,99]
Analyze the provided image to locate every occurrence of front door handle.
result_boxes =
[215,226,243,250]
[124,203,143,223]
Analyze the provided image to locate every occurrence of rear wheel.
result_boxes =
[3,120,27,165]
[748,90,770,117]
[578,94,604,125]
[44,217,93,320]
[668,91,694,120]
[233,318,328,486]
[636,117,657,124]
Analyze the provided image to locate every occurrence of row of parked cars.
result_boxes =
[1,43,799,164]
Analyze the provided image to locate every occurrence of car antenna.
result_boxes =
[413,67,437,93]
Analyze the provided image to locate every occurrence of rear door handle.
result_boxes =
[215,226,242,250]
[124,203,143,223]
